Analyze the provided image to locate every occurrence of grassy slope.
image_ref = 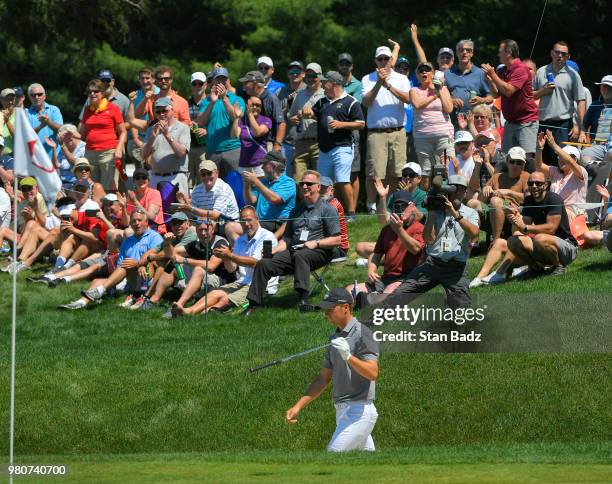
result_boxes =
[0,216,610,458]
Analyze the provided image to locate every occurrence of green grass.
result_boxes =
[0,216,610,480]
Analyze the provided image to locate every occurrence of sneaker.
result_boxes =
[1,260,17,273]
[58,300,87,310]
[514,267,545,281]
[138,298,156,311]
[546,265,566,276]
[481,272,506,285]
[368,207,377,216]
[510,265,529,279]
[26,276,47,284]
[82,287,104,302]
[162,308,174,319]
[128,295,146,310]
[118,294,137,308]
[469,277,484,288]
[355,258,369,267]
[9,262,29,275]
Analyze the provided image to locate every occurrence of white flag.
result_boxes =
[13,107,62,204]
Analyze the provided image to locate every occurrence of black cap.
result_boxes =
[393,190,414,204]
[321,71,343,84]
[73,179,90,190]
[133,167,149,178]
[288,60,304,70]
[261,151,285,165]
[338,53,353,64]
[13,86,24,97]
[397,56,410,67]
[317,288,354,309]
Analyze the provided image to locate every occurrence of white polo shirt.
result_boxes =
[191,177,239,221]
[361,70,410,128]
[232,226,277,285]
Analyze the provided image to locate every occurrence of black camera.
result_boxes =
[424,174,457,211]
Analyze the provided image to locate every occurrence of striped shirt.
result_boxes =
[328,197,349,251]
[191,178,239,221]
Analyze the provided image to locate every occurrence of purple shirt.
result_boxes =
[239,115,272,167]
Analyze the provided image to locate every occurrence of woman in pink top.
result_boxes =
[409,62,454,189]
[535,130,587,221]
[124,168,167,233]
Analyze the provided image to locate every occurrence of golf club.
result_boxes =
[249,343,332,373]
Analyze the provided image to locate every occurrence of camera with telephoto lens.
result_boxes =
[424,167,457,211]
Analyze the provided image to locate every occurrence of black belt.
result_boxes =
[153,171,185,177]
[369,126,403,133]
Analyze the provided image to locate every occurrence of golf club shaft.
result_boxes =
[249,343,332,373]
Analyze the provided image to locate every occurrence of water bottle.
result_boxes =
[175,262,185,281]
[140,266,151,293]
[327,115,335,133]
[191,123,205,144]
[469,90,477,101]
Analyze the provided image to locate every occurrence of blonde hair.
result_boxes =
[57,124,79,138]
[472,104,493,120]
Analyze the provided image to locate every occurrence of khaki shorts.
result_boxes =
[219,281,250,307]
[412,135,453,175]
[293,139,319,181]
[366,129,406,179]
[86,148,117,191]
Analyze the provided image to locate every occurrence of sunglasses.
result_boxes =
[300,181,319,187]
[417,67,432,73]
[402,172,418,179]
[305,74,320,79]
[457,48,473,53]
[76,167,91,172]
[88,89,101,94]
[257,65,271,71]
[507,159,524,166]
[155,109,169,114]
[171,219,187,225]
[376,56,390,62]
[133,175,148,180]
[30,92,44,97]
[156,76,172,81]
[288,69,302,76]
[473,115,489,120]
[439,54,453,59]
[200,170,214,177]
[192,81,204,86]
[552,49,569,57]
[527,181,546,187]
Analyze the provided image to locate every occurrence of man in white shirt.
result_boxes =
[176,157,241,240]
[362,46,411,214]
[449,130,476,180]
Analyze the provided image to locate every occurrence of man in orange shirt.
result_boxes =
[135,65,190,124]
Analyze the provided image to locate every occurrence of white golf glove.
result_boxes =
[331,337,351,361]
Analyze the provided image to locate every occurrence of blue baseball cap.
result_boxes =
[212,67,229,79]
[97,69,113,81]
[13,86,24,97]
[154,97,173,108]
[320,176,333,187]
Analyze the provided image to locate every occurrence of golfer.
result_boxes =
[285,288,379,451]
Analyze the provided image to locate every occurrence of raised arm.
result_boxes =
[410,24,428,64]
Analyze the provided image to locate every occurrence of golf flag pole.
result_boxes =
[9,159,18,484]
[249,343,332,373]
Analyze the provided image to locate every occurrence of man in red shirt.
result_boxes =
[320,176,349,255]
[348,190,424,307]
[482,39,539,155]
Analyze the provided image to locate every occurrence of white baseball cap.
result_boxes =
[595,75,612,87]
[562,145,581,160]
[257,56,274,67]
[507,146,527,162]
[103,193,119,202]
[59,204,76,216]
[401,162,422,176]
[190,72,207,84]
[375,46,392,59]
[305,62,322,74]
[454,130,474,144]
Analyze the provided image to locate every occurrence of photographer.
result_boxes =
[364,175,479,317]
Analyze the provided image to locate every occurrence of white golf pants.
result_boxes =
[327,401,378,452]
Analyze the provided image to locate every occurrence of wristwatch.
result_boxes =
[454,214,463,222]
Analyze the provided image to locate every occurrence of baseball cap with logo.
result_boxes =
[438,47,454,57]
[239,70,266,84]
[338,53,353,64]
[190,72,207,84]
[454,131,474,144]
[316,287,354,309]
[595,75,612,87]
[375,46,392,59]
[401,162,422,177]
[199,158,218,172]
[321,71,343,84]
[212,67,230,79]
[507,146,527,162]
[305,63,322,75]
[257,56,274,67]
[97,69,113,81]
[562,145,581,160]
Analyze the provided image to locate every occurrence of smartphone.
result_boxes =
[85,209,98,217]
[60,214,71,221]
[263,240,272,259]
[170,203,183,208]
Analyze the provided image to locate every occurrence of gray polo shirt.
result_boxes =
[288,87,325,140]
[323,318,379,404]
[427,204,479,263]
[285,197,340,247]
[534,64,585,121]
[145,121,191,174]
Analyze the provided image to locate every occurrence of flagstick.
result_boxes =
[9,169,18,484]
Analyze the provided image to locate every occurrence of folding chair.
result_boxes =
[310,250,347,296]
[584,160,611,226]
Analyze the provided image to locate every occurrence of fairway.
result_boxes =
[1,217,611,481]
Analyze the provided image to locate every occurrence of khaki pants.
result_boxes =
[293,139,319,182]
[366,129,407,179]
[188,144,206,188]
[86,149,117,191]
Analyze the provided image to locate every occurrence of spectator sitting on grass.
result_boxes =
[347,190,425,307]
[58,210,163,310]
[472,171,578,287]
[172,206,277,317]
[242,151,296,239]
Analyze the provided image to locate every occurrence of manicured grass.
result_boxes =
[0,216,610,477]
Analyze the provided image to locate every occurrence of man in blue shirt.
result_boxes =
[26,83,63,160]
[59,210,163,310]
[444,40,492,121]
[257,56,286,95]
[198,67,245,178]
[242,151,296,238]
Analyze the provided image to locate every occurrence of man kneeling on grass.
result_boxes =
[172,206,277,317]
[58,210,162,310]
